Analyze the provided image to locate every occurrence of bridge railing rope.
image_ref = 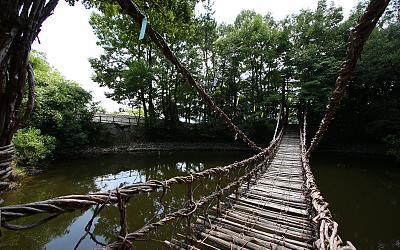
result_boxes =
[0,128,283,238]
[300,112,355,250]
[273,104,283,141]
[306,0,391,157]
[299,1,391,249]
[116,0,261,152]
[109,129,284,249]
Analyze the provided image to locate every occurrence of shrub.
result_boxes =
[12,127,56,168]
[29,51,105,154]
[384,134,400,161]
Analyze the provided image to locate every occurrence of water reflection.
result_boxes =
[312,153,400,250]
[1,151,398,249]
[0,151,250,250]
[95,170,144,190]
[45,209,106,250]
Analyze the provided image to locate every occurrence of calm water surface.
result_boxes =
[0,151,399,249]
[311,153,400,250]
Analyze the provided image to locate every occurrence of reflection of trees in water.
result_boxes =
[75,156,245,248]
[0,210,86,250]
[0,151,250,249]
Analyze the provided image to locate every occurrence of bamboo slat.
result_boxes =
[175,127,315,249]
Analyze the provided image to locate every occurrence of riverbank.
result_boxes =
[81,141,390,157]
[81,142,260,154]
[2,149,399,250]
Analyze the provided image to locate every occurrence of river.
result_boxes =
[0,151,399,249]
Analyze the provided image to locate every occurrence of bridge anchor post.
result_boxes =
[0,144,15,191]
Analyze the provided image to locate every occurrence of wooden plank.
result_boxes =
[174,128,316,249]
[224,205,311,228]
[211,211,314,241]
[216,205,313,232]
[197,217,313,250]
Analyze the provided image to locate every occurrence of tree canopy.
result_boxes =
[12,51,105,170]
[87,0,400,157]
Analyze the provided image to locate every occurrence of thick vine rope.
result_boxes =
[0,0,59,190]
[109,131,283,248]
[301,2,391,249]
[0,130,282,230]
[0,144,14,190]
[116,0,261,152]
[307,0,391,156]
[301,113,355,250]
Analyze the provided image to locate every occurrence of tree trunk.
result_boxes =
[0,0,59,191]
[139,89,148,122]
[147,46,155,121]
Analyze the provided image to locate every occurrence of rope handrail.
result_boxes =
[109,130,284,248]
[116,0,261,152]
[299,1,390,249]
[0,129,283,231]
[306,0,391,156]
[300,112,355,250]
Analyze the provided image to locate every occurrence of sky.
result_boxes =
[33,0,359,112]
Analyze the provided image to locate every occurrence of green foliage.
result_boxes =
[384,135,400,161]
[87,0,399,151]
[88,0,200,126]
[28,51,106,155]
[286,0,347,118]
[12,127,56,168]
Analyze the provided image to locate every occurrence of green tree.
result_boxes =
[89,0,198,127]
[29,51,103,155]
[285,0,347,129]
[12,127,56,168]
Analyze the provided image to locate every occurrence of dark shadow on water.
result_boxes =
[311,152,400,250]
[1,151,399,249]
[0,151,251,250]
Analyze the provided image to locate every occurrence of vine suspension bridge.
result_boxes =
[0,0,391,249]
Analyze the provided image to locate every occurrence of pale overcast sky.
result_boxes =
[33,0,359,111]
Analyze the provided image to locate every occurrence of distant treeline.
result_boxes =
[87,0,399,158]
[17,0,400,171]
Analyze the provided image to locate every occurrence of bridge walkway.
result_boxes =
[172,127,314,249]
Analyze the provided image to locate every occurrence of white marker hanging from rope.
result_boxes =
[139,16,147,40]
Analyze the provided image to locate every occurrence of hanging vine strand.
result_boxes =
[306,0,391,156]
[0,130,282,230]
[116,0,262,152]
[0,0,391,249]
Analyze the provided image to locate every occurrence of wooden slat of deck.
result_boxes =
[175,128,314,249]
